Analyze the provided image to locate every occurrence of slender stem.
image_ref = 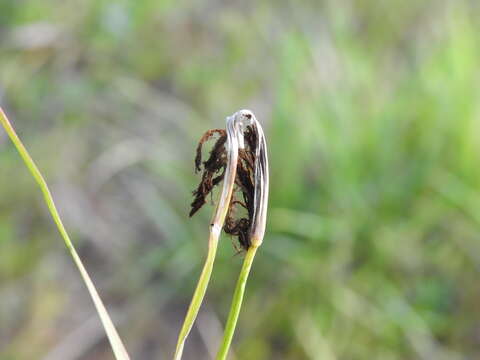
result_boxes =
[174,116,240,360]
[0,108,130,360]
[174,229,220,360]
[216,245,259,360]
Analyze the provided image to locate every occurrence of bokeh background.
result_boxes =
[1,1,480,359]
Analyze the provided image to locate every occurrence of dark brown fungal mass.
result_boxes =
[190,126,257,251]
[190,129,227,217]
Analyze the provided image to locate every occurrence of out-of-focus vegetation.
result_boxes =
[1,1,480,359]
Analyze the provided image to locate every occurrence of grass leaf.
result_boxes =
[0,107,131,360]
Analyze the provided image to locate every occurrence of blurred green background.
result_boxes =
[1,0,480,359]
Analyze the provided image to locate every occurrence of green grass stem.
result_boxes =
[216,244,258,360]
[173,230,220,360]
[0,107,131,360]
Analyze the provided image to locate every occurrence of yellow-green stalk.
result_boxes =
[216,111,269,360]
[0,107,130,360]
[174,111,250,359]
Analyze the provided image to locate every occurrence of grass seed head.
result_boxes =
[190,110,269,250]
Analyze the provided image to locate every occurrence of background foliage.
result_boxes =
[1,1,480,359]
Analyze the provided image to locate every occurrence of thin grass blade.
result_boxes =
[0,107,130,360]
